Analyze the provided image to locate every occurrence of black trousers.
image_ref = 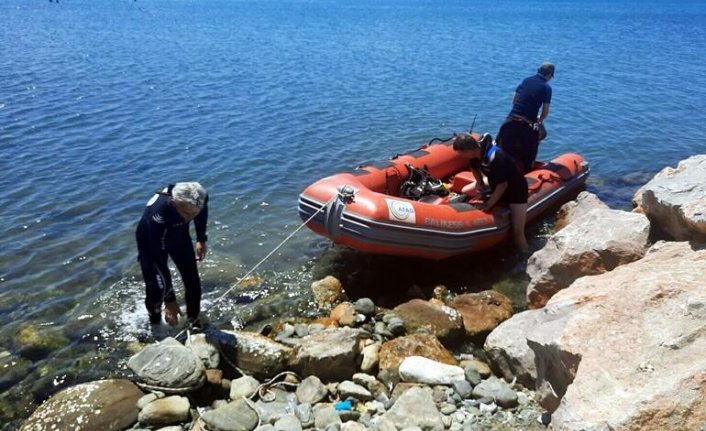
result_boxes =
[496,120,539,174]
[137,232,201,320]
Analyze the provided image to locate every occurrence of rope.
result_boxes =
[173,193,339,340]
[251,371,302,402]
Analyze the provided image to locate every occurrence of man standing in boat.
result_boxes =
[135,182,209,327]
[453,134,529,252]
[496,62,555,173]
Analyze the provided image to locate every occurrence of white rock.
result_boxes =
[398,356,465,385]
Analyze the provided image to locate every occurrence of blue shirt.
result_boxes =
[508,74,552,121]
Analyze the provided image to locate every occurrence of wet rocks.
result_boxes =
[127,337,205,393]
[311,275,347,310]
[16,324,69,361]
[20,379,143,431]
[222,331,292,379]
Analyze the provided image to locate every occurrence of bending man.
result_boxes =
[497,62,555,173]
[136,182,209,326]
[453,133,529,252]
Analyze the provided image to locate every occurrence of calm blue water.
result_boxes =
[2,0,706,425]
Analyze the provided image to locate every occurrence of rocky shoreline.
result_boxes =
[18,155,706,431]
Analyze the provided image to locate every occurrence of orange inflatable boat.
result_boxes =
[298,134,590,260]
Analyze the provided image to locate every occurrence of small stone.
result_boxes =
[230,375,261,400]
[296,375,329,404]
[452,380,472,399]
[460,360,491,378]
[337,381,373,402]
[295,403,314,428]
[432,387,448,403]
[440,403,457,415]
[274,414,303,431]
[387,318,406,336]
[463,367,481,386]
[354,298,376,316]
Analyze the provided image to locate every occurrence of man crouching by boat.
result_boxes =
[136,182,209,326]
[452,134,529,253]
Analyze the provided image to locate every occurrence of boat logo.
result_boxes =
[386,199,416,223]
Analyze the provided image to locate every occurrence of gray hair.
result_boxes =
[172,182,207,210]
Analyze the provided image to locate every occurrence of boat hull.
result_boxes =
[299,139,589,260]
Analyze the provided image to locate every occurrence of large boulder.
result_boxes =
[526,208,650,308]
[554,191,609,231]
[291,328,361,382]
[127,338,205,393]
[502,241,706,430]
[633,154,706,241]
[221,331,292,379]
[449,291,513,337]
[20,379,143,431]
[393,299,465,342]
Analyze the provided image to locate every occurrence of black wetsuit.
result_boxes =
[135,185,208,322]
[472,145,528,204]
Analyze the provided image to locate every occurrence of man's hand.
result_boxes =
[164,301,180,327]
[196,241,207,261]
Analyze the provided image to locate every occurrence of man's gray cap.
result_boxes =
[538,62,555,77]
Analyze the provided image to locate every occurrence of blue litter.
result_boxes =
[334,400,352,411]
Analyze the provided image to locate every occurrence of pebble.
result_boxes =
[354,298,376,316]
[440,403,457,415]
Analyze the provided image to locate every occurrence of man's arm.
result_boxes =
[194,194,209,261]
[538,103,551,123]
[482,182,508,211]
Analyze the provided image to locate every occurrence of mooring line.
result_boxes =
[172,193,338,339]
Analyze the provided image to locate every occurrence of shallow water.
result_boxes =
[2,0,706,425]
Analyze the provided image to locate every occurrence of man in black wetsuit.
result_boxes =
[136,182,209,326]
[453,133,529,252]
[497,62,554,174]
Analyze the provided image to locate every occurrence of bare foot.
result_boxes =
[164,301,180,327]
